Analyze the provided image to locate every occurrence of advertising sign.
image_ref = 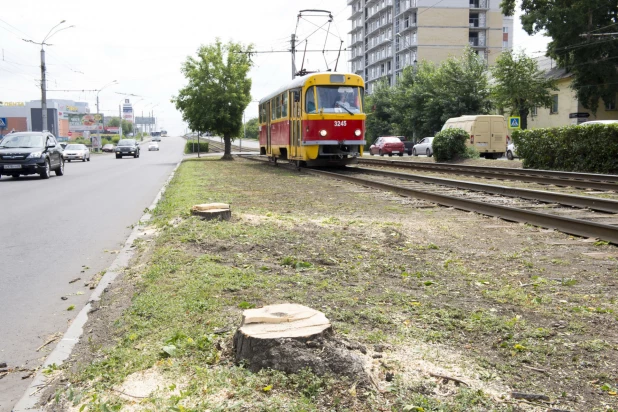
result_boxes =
[0,102,25,107]
[58,105,80,120]
[69,113,104,131]
[135,116,155,125]
[122,105,134,123]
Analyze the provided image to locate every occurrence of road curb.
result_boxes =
[12,158,184,412]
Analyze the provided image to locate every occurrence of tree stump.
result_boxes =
[191,203,231,220]
[233,304,368,383]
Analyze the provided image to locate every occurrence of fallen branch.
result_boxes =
[522,365,550,375]
[429,372,470,387]
[112,388,148,399]
[69,277,81,284]
[511,392,551,402]
[37,334,61,352]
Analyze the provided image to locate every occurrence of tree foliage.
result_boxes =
[500,0,618,113]
[391,48,492,138]
[244,117,259,140]
[174,39,253,159]
[491,50,557,129]
[365,80,395,145]
[107,117,133,135]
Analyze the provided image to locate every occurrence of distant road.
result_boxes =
[0,136,185,411]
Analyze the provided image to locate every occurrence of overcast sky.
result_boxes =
[1,1,549,136]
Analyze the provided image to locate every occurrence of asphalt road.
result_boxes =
[0,136,186,411]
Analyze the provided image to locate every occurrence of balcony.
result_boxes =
[470,0,489,9]
[396,0,418,17]
[469,18,486,28]
[398,22,417,35]
[468,38,486,47]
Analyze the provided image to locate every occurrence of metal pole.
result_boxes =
[96,92,101,151]
[241,111,245,152]
[119,104,122,138]
[291,33,296,79]
[197,132,200,158]
[41,47,47,131]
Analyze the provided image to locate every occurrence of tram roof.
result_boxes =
[258,72,363,104]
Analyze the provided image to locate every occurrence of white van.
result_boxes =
[441,115,508,159]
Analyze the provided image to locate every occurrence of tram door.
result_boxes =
[290,89,302,159]
[266,101,272,156]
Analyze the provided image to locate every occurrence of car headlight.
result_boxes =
[355,129,362,136]
[28,151,43,158]
[320,130,327,137]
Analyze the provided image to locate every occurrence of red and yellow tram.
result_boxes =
[258,72,366,167]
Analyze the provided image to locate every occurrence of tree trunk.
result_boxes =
[222,133,233,160]
[519,107,529,130]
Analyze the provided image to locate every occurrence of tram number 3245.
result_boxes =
[334,121,347,127]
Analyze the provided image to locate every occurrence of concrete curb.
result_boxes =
[12,158,184,412]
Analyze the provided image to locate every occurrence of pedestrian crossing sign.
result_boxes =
[508,117,521,129]
[0,118,6,128]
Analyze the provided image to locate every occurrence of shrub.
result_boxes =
[512,124,618,173]
[185,140,209,154]
[432,128,469,162]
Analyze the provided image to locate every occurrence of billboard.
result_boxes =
[58,104,80,120]
[135,116,155,125]
[69,113,104,131]
[123,104,134,123]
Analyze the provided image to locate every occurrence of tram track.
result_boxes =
[241,154,618,244]
[358,157,618,191]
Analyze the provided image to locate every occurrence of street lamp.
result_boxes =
[22,20,74,132]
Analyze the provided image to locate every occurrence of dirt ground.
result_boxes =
[39,157,617,411]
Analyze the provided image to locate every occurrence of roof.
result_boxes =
[535,56,573,80]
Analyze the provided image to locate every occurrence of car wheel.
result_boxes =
[11,174,20,179]
[426,149,433,158]
[408,150,412,156]
[82,157,86,162]
[55,159,65,176]
[413,149,418,156]
[507,150,514,160]
[40,159,51,179]
[388,153,393,157]
[379,150,384,156]
[67,159,71,162]
[116,155,121,159]
[398,153,404,157]
[134,153,138,158]
[87,156,90,162]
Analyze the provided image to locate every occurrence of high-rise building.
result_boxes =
[348,0,514,93]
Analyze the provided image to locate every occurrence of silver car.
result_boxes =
[579,120,618,126]
[412,137,434,157]
[63,144,90,162]
[506,142,518,160]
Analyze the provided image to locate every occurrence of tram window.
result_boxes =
[316,86,363,114]
[306,87,316,113]
[271,100,276,121]
[259,104,262,123]
[282,93,288,118]
[275,96,281,119]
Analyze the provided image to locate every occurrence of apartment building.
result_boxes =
[348,0,514,93]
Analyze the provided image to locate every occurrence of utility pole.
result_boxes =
[40,48,47,131]
[291,33,296,79]
[119,104,122,138]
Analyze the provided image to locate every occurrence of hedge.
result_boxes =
[432,128,469,162]
[512,124,618,173]
[185,141,209,154]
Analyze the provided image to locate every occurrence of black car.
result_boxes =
[0,132,65,179]
[115,139,140,159]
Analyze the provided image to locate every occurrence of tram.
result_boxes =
[258,72,366,167]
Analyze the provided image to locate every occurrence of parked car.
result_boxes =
[115,139,140,159]
[396,136,415,155]
[0,132,64,179]
[148,142,160,151]
[102,144,115,152]
[412,137,434,157]
[63,144,90,162]
[579,120,618,126]
[442,115,507,159]
[506,142,518,160]
[59,142,68,149]
[369,136,405,156]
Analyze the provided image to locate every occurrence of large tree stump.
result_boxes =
[233,304,368,383]
[191,203,231,220]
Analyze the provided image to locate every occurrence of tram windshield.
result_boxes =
[313,86,363,114]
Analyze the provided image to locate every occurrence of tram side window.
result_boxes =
[282,93,288,118]
[305,87,316,113]
[276,96,282,119]
[271,100,276,121]
[259,104,263,123]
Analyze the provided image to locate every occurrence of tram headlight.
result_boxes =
[319,130,327,137]
[355,129,362,136]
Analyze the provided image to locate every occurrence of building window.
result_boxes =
[605,95,617,111]
[503,40,509,49]
[531,107,538,117]
[503,26,508,33]
[550,95,559,114]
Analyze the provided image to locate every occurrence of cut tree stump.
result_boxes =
[191,203,231,221]
[233,304,368,384]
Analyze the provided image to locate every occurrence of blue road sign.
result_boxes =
[0,118,6,129]
[508,116,521,129]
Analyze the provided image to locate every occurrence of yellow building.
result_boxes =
[348,0,514,93]
[528,60,618,128]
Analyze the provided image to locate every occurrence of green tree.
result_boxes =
[500,0,618,113]
[121,120,133,136]
[365,79,395,145]
[244,117,259,140]
[491,50,557,130]
[108,117,120,127]
[174,39,253,159]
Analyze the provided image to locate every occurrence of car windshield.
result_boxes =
[118,139,135,146]
[0,134,45,148]
[383,137,402,143]
[66,144,85,150]
[314,86,363,114]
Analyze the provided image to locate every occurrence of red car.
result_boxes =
[369,136,405,156]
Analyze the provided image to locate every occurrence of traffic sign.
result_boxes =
[0,118,6,129]
[508,116,521,129]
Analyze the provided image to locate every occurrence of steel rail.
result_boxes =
[353,167,618,213]
[302,168,618,244]
[358,158,618,190]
